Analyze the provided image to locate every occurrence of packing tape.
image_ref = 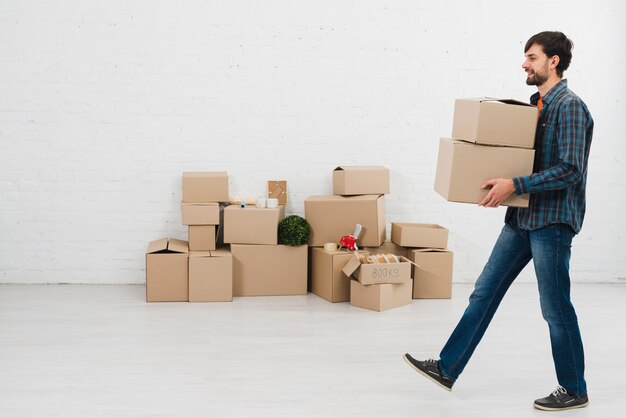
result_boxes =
[324,242,338,252]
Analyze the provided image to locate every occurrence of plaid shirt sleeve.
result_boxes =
[513,97,588,195]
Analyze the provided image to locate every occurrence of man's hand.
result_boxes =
[479,178,515,208]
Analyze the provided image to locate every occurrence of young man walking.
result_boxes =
[404,31,594,411]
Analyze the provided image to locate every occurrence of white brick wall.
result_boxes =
[1,1,625,284]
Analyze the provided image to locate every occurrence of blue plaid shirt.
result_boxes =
[505,79,594,234]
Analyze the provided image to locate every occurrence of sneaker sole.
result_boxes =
[402,354,452,392]
[533,401,589,411]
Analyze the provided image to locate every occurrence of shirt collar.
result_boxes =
[530,79,568,106]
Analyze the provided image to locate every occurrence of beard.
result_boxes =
[525,64,549,86]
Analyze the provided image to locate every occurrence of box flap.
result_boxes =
[412,248,450,253]
[167,238,189,254]
[333,166,388,172]
[305,194,382,202]
[341,254,362,276]
[189,250,212,258]
[147,238,169,254]
[210,248,232,258]
[481,97,535,107]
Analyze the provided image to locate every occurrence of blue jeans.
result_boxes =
[438,222,587,396]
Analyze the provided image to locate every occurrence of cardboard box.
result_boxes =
[188,225,217,251]
[408,249,453,299]
[188,249,233,302]
[452,98,538,149]
[223,205,285,245]
[182,172,229,203]
[391,223,448,249]
[434,138,535,208]
[231,244,307,296]
[268,180,288,205]
[350,279,413,312]
[145,238,189,302]
[311,248,369,303]
[182,203,223,225]
[342,254,412,285]
[333,166,390,195]
[304,195,385,247]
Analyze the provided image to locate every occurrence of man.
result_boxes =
[404,31,593,411]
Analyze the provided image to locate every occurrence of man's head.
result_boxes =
[522,31,573,86]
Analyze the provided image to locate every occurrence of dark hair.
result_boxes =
[524,31,573,77]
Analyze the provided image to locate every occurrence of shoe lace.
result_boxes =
[425,358,438,365]
[552,386,568,397]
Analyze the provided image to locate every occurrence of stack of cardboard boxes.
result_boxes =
[434,98,538,207]
[224,202,308,297]
[306,167,389,307]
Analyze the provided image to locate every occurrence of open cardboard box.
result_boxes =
[452,98,538,149]
[145,238,189,302]
[342,253,413,285]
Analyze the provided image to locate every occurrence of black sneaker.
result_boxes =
[533,386,589,411]
[403,353,454,391]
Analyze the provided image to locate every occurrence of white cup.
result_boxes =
[266,198,279,208]
[256,197,266,208]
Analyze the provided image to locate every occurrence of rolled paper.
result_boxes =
[324,242,338,252]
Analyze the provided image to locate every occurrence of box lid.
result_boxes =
[182,171,228,178]
[341,254,362,277]
[305,194,382,202]
[468,97,536,108]
[147,238,189,254]
[188,250,212,258]
[210,248,232,257]
[333,166,389,172]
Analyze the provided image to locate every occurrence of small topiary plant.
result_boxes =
[278,215,311,246]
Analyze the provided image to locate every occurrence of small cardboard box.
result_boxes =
[223,205,285,245]
[350,279,413,312]
[188,225,217,251]
[182,172,229,203]
[391,223,449,249]
[364,240,408,259]
[311,248,369,303]
[434,138,535,208]
[231,244,307,296]
[188,249,233,302]
[304,195,385,247]
[452,98,538,149]
[145,238,189,302]
[342,254,412,285]
[408,249,453,299]
[333,166,390,196]
[182,203,223,225]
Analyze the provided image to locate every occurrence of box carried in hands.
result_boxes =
[452,98,538,149]
[434,138,535,207]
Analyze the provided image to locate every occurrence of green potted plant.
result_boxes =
[278,215,311,246]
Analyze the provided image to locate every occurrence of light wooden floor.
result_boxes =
[0,283,623,418]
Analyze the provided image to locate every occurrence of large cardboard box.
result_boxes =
[231,244,307,296]
[434,138,535,208]
[333,166,390,196]
[408,249,453,299]
[364,240,408,259]
[391,223,448,249]
[311,248,368,303]
[188,249,233,302]
[452,98,538,149]
[342,254,412,285]
[350,279,413,312]
[145,238,189,302]
[223,206,285,245]
[304,195,385,247]
[182,172,229,203]
[182,203,223,225]
[188,225,217,251]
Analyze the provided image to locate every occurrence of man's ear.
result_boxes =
[550,55,560,70]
